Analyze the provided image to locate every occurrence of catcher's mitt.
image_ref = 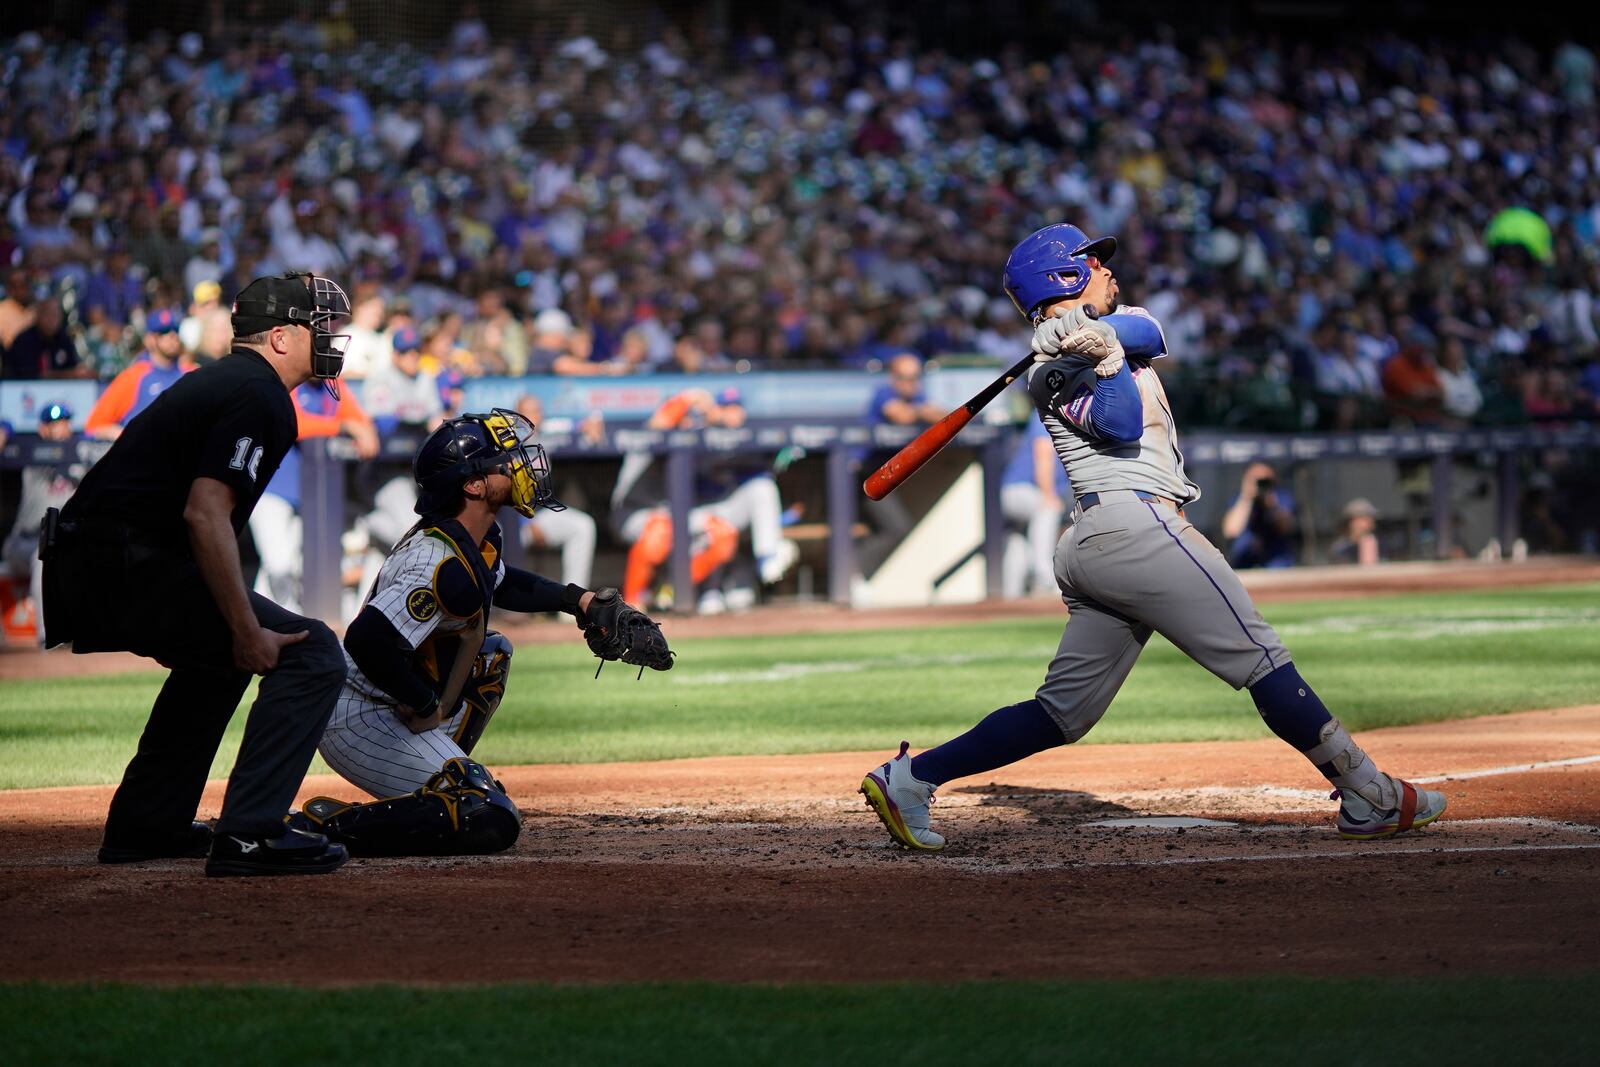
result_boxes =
[581,588,674,678]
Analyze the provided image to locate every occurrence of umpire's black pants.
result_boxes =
[46,540,346,841]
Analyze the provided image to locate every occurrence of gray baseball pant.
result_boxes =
[1038,490,1289,741]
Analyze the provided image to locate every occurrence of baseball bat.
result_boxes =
[862,305,1098,501]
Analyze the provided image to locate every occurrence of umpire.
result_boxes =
[42,272,354,877]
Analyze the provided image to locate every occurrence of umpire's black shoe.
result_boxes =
[204,826,349,877]
[98,821,213,864]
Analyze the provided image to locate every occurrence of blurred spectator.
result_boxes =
[1522,349,1578,420]
[82,247,144,337]
[1221,463,1299,569]
[1328,498,1381,567]
[419,316,478,378]
[1577,359,1600,417]
[183,230,227,297]
[1382,344,1448,427]
[1436,339,1485,423]
[126,205,190,289]
[1000,417,1071,599]
[438,369,468,418]
[0,268,36,351]
[83,309,192,439]
[179,281,223,356]
[0,18,1595,434]
[2,298,83,379]
[350,325,445,591]
[361,327,444,431]
[1316,329,1384,430]
[527,309,598,376]
[249,382,379,613]
[2,403,83,643]
[339,290,392,381]
[512,394,598,589]
[857,353,944,578]
[191,307,235,364]
[462,288,528,376]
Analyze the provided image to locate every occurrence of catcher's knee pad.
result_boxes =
[450,632,512,756]
[299,758,521,857]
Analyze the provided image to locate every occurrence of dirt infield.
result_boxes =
[2,706,1597,985]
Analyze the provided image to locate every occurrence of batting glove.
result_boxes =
[1057,319,1128,378]
[1030,305,1098,361]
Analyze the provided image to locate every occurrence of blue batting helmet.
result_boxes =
[1002,224,1117,322]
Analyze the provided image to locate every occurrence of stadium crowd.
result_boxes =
[3,7,1600,440]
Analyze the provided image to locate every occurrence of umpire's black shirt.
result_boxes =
[63,347,295,544]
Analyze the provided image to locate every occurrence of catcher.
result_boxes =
[297,408,671,856]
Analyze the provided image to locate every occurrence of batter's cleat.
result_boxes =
[204,826,349,877]
[860,741,945,851]
[97,821,213,864]
[1333,780,1448,840]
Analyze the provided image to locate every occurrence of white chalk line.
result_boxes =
[678,650,1023,685]
[1413,753,1600,783]
[1277,606,1600,641]
[938,840,1600,873]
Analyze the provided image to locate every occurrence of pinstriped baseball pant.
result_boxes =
[319,689,479,799]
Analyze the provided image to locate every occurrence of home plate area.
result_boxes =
[495,775,1600,875]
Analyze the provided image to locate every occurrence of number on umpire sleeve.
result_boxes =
[230,436,265,481]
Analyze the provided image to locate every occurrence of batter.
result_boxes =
[861,223,1447,850]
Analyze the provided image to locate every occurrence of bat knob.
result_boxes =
[1082,304,1100,320]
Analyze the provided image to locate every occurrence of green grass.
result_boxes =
[4,584,1598,789]
[2,976,1594,1066]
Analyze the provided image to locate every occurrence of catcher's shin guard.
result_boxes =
[448,631,512,755]
[297,758,521,857]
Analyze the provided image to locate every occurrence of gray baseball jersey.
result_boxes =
[1027,306,1201,504]
[1025,308,1288,739]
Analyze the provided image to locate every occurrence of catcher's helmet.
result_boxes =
[1002,224,1117,322]
[414,408,563,519]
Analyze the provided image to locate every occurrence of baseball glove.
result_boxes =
[581,588,674,678]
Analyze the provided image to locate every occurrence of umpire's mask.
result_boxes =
[232,271,353,397]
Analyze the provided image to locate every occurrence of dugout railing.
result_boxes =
[5,420,1597,621]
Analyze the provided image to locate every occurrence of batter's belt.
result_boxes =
[1073,489,1185,520]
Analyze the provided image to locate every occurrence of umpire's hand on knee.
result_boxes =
[233,626,309,674]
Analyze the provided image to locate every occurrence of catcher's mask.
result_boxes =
[231,271,352,396]
[414,408,563,519]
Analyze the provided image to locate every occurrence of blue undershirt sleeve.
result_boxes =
[1077,363,1143,443]
[1100,313,1166,359]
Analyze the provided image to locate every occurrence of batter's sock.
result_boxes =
[1252,664,1407,810]
[910,699,1065,787]
[1248,663,1334,752]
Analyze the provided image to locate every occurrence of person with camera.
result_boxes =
[1221,462,1299,569]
